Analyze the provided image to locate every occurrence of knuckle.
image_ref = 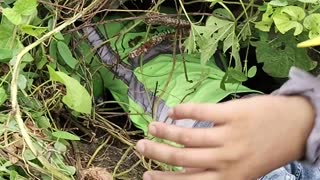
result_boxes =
[170,151,186,166]
[179,133,192,145]
[223,144,245,162]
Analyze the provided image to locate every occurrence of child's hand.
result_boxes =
[136,95,315,180]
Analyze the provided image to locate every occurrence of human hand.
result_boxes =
[136,95,315,180]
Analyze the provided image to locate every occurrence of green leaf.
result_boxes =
[255,4,274,32]
[13,0,37,16]
[298,0,317,3]
[0,48,13,62]
[49,41,58,60]
[35,116,51,129]
[9,170,18,180]
[0,87,8,106]
[17,74,27,90]
[54,141,67,152]
[2,8,22,25]
[23,149,36,160]
[189,16,239,67]
[228,68,247,82]
[303,14,320,38]
[269,0,288,6]
[57,41,78,69]
[48,66,92,114]
[52,130,80,140]
[213,8,234,21]
[247,66,257,78]
[251,32,316,77]
[272,6,305,36]
[54,33,65,41]
[184,26,197,53]
[20,25,47,37]
[132,54,259,133]
[64,166,76,176]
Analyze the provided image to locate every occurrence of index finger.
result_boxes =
[169,103,230,124]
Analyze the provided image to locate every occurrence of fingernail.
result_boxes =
[143,173,152,180]
[148,124,157,135]
[136,140,145,153]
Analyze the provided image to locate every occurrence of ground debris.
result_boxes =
[80,167,113,180]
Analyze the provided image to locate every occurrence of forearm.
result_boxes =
[272,67,320,165]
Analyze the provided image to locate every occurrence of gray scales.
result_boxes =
[81,25,213,129]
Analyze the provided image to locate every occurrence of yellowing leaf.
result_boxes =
[255,4,274,32]
[13,0,37,16]
[269,0,288,6]
[303,14,320,39]
[2,8,22,25]
[48,66,92,114]
[273,6,305,36]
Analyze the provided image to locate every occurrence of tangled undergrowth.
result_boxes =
[0,0,319,179]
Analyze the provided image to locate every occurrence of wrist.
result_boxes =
[282,95,315,160]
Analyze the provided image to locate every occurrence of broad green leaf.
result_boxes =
[228,68,247,82]
[248,66,257,78]
[251,32,316,77]
[2,8,22,25]
[0,21,14,45]
[20,25,47,37]
[48,66,92,114]
[0,87,8,106]
[57,41,78,69]
[0,48,13,61]
[52,130,80,140]
[13,0,37,16]
[132,54,259,133]
[272,6,305,36]
[303,14,320,38]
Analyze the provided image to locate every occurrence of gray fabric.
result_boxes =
[272,67,320,165]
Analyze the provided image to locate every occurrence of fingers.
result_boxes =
[143,170,219,180]
[183,168,207,173]
[148,122,225,147]
[169,103,230,124]
[136,139,224,168]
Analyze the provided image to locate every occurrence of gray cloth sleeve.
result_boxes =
[272,67,320,166]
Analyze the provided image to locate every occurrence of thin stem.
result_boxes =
[10,0,103,179]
